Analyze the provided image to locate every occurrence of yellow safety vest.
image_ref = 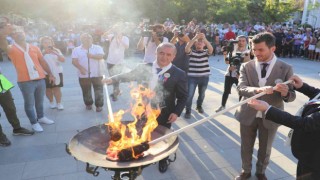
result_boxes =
[0,74,14,93]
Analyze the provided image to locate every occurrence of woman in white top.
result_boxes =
[40,36,65,110]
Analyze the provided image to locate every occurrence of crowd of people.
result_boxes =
[0,15,319,180]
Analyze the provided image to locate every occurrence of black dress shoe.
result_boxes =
[255,173,267,180]
[158,159,169,173]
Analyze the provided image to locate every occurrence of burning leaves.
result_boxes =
[106,85,161,161]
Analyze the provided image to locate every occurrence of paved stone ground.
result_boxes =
[0,54,319,180]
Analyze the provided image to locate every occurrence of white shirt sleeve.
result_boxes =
[71,47,79,59]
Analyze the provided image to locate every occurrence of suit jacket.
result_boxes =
[235,58,296,129]
[112,63,188,126]
[266,83,320,177]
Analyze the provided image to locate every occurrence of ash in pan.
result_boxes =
[108,126,122,142]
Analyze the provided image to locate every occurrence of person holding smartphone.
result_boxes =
[40,36,65,110]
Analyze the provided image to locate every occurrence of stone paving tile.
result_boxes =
[0,143,68,165]
[21,157,77,179]
[0,162,25,180]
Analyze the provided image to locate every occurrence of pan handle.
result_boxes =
[86,163,100,176]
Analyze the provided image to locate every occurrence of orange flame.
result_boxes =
[106,85,161,160]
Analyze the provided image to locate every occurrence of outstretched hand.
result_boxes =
[289,75,303,89]
[247,99,270,112]
[102,78,113,84]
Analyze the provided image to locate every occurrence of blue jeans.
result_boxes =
[185,76,209,111]
[18,79,45,124]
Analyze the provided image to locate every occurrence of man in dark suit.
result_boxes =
[234,32,296,180]
[103,42,188,173]
[248,75,320,180]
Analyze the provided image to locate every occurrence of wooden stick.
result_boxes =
[149,80,293,145]
[103,75,115,122]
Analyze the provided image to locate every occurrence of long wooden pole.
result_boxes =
[149,80,293,145]
[103,75,115,122]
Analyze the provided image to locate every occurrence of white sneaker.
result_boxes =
[57,103,64,110]
[32,123,43,132]
[50,102,56,109]
[38,117,55,124]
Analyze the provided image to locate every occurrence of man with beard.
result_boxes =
[234,32,296,180]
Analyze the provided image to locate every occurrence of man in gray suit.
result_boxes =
[234,32,296,180]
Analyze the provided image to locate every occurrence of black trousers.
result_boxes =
[79,77,104,107]
[0,91,21,134]
[283,43,293,57]
[221,76,238,107]
[297,161,319,180]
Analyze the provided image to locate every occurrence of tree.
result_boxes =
[246,0,300,23]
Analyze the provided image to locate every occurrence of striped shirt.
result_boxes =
[187,49,211,77]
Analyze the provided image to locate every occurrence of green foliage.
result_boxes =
[0,0,300,25]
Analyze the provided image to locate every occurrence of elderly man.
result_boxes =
[0,23,55,132]
[103,42,188,173]
[72,33,105,112]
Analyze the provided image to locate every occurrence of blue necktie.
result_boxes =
[261,63,268,78]
[156,68,162,74]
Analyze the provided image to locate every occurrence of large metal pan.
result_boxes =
[68,122,179,169]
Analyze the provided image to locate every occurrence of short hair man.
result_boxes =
[72,33,105,112]
[103,25,129,101]
[103,42,188,173]
[216,35,253,112]
[0,23,55,132]
[234,32,296,180]
[137,24,168,64]
[184,33,213,119]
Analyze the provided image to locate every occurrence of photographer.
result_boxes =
[170,26,190,72]
[137,24,168,64]
[102,24,129,101]
[215,35,253,112]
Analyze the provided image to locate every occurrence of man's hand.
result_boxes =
[80,68,87,75]
[168,113,178,123]
[102,78,113,84]
[255,86,273,94]
[289,75,303,89]
[87,54,94,59]
[274,83,289,97]
[193,33,205,40]
[247,99,270,112]
[228,65,236,71]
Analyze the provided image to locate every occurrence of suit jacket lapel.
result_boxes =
[250,62,259,86]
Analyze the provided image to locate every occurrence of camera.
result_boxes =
[223,39,239,53]
[228,52,245,75]
[48,46,53,50]
[175,26,185,37]
[224,40,245,74]
[229,53,244,66]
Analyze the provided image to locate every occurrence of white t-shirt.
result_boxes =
[143,37,168,63]
[106,34,129,65]
[43,53,63,74]
[72,45,105,78]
